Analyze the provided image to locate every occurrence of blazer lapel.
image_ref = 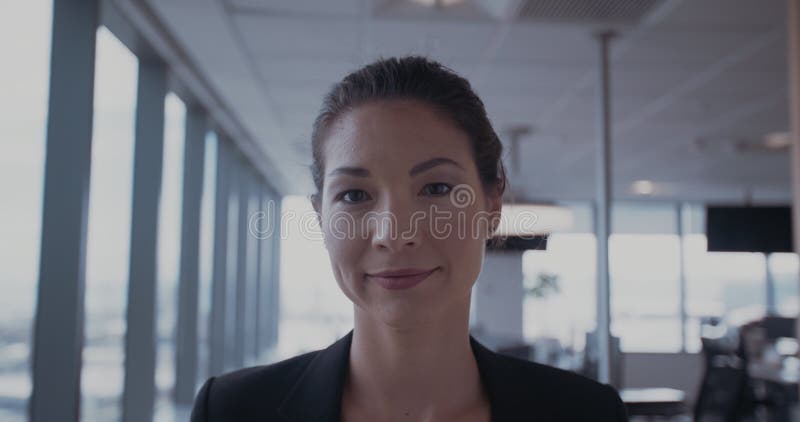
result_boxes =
[469,335,529,421]
[277,329,521,422]
[277,331,353,422]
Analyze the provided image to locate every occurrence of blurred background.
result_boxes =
[2,0,800,421]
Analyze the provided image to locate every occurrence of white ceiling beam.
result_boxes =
[112,0,292,194]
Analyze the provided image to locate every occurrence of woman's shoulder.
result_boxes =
[498,352,608,391]
[482,352,627,420]
[190,349,321,421]
[214,349,320,390]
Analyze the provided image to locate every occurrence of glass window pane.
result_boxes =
[81,26,138,422]
[769,252,799,316]
[684,234,768,352]
[196,131,217,387]
[154,93,185,416]
[610,234,681,352]
[0,1,52,420]
[276,196,352,359]
[522,233,596,351]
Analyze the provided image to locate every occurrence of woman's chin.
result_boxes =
[378,314,432,330]
[386,297,466,330]
[367,302,438,329]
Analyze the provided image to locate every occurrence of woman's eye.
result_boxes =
[338,189,370,204]
[422,183,452,196]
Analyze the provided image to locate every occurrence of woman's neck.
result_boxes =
[343,298,490,421]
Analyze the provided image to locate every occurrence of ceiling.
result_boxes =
[127,0,792,203]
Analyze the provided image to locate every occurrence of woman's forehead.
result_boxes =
[324,100,472,164]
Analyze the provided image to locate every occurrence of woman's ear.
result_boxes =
[310,193,322,227]
[485,189,503,238]
[310,193,328,248]
[311,193,320,214]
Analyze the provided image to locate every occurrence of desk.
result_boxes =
[748,362,799,385]
[620,388,688,418]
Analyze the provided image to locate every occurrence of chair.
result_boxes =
[693,335,758,422]
[761,316,796,341]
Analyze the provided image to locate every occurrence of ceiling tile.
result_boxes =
[255,57,358,84]
[494,24,598,65]
[662,0,784,28]
[615,28,774,66]
[365,19,497,61]
[228,0,364,17]
[234,14,360,57]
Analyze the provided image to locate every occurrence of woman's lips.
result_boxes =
[366,267,439,290]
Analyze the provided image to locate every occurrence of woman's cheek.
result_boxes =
[325,235,364,303]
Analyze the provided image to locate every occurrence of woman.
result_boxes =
[191,56,628,422]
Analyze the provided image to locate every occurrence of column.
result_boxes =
[30,1,99,420]
[256,185,275,356]
[234,161,251,369]
[173,105,206,404]
[789,0,800,358]
[122,58,167,422]
[243,168,259,365]
[223,157,240,372]
[269,194,283,348]
[208,139,231,377]
[252,183,265,360]
[677,203,688,353]
[594,31,615,385]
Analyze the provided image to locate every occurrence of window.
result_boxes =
[0,1,52,419]
[524,233,685,353]
[524,204,686,353]
[276,196,353,359]
[770,252,799,316]
[684,234,771,352]
[154,92,186,412]
[196,132,217,387]
[610,234,682,352]
[522,234,597,351]
[81,26,138,422]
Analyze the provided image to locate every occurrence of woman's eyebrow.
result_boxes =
[410,157,464,176]
[328,157,464,178]
[327,166,370,178]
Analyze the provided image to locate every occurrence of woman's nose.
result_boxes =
[368,201,423,252]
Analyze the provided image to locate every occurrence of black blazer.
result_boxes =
[191,330,628,421]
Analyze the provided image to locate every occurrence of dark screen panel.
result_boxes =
[706,206,793,253]
[487,235,548,252]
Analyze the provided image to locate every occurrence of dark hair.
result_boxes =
[309,56,506,205]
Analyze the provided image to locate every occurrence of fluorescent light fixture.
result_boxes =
[762,131,791,150]
[631,180,655,196]
[410,0,466,7]
[494,203,574,237]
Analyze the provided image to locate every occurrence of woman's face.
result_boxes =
[315,99,502,328]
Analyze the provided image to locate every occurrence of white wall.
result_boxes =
[472,251,524,348]
[622,352,704,406]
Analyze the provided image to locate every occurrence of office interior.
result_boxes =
[3,0,800,421]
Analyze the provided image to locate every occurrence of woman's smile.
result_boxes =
[365,267,440,290]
